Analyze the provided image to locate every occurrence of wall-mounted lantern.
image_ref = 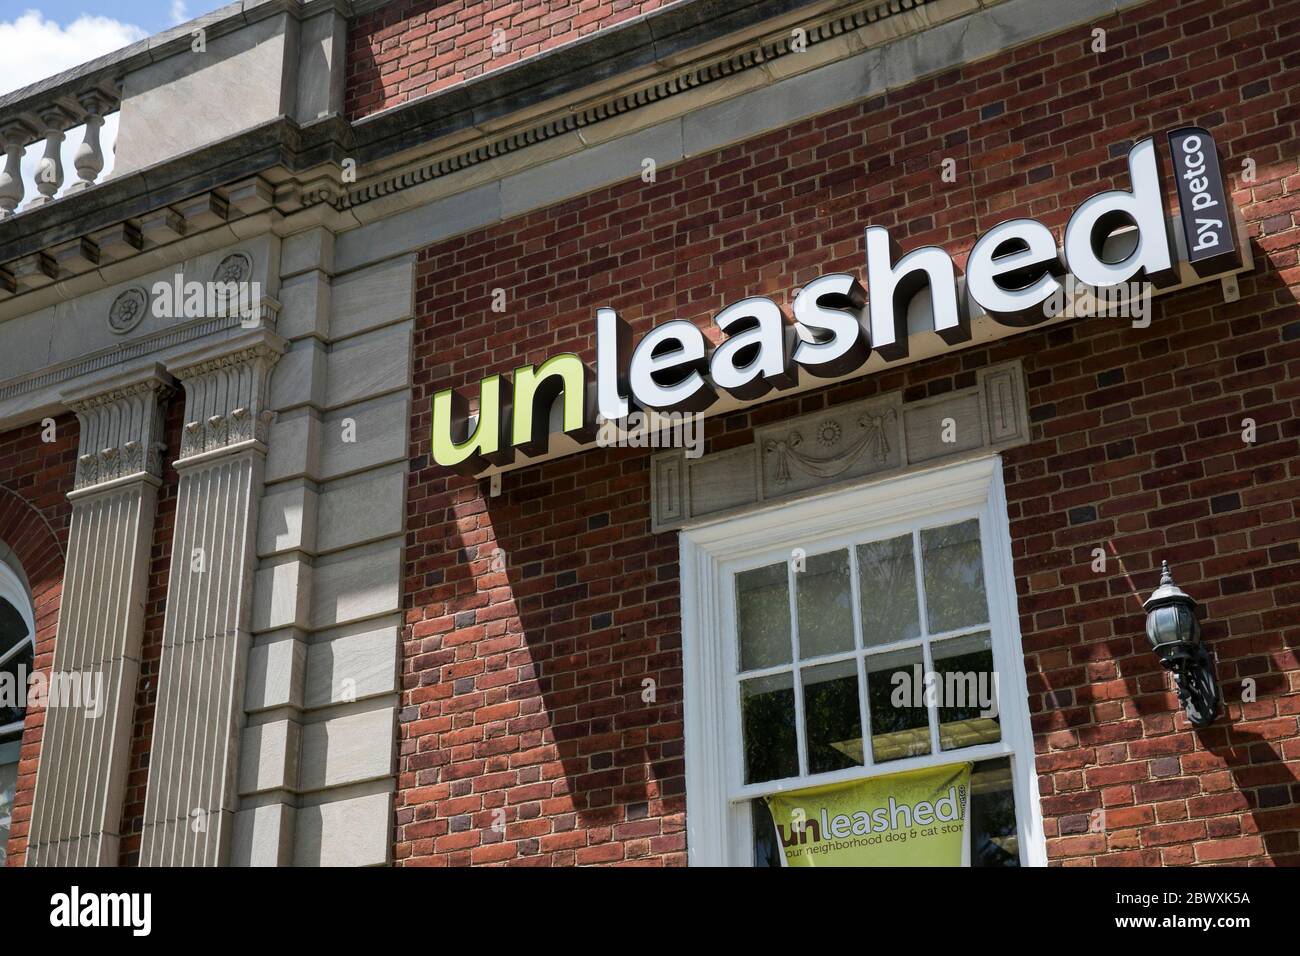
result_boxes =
[1143,560,1219,727]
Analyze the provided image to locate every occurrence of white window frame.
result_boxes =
[680,454,1046,866]
[0,556,33,865]
[0,557,34,741]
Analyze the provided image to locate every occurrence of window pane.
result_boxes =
[971,758,1020,867]
[736,562,792,671]
[0,758,15,867]
[801,659,863,774]
[933,631,1001,751]
[741,672,798,784]
[864,645,930,762]
[0,641,31,729]
[0,596,29,664]
[856,533,921,647]
[795,549,854,658]
[921,519,988,633]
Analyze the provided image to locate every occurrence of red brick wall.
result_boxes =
[117,402,183,867]
[1,414,76,867]
[345,0,677,119]
[399,0,1300,865]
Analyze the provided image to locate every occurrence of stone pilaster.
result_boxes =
[139,330,284,866]
[26,364,173,866]
[232,230,406,867]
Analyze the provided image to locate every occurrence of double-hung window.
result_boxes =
[680,456,1045,866]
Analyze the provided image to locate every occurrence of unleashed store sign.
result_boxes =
[432,127,1243,474]
[766,763,972,867]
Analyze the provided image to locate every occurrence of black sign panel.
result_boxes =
[1167,126,1241,277]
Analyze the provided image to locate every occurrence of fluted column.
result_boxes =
[26,364,174,866]
[139,330,284,866]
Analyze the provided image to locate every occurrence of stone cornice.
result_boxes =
[166,327,287,380]
[345,0,844,160]
[0,0,871,277]
[331,0,935,212]
[0,0,1000,316]
[0,121,346,268]
[172,339,285,381]
[60,361,175,411]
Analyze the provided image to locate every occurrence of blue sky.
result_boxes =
[1,2,231,98]
[10,1,226,39]
[1,2,224,193]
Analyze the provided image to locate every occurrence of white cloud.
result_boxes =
[0,11,146,203]
[0,10,145,97]
[170,2,189,26]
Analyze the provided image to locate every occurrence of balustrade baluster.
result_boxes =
[69,94,106,193]
[28,108,73,208]
[0,123,32,218]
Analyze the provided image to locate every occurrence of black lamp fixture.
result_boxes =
[1143,560,1219,727]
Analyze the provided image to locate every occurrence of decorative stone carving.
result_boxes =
[651,360,1032,532]
[763,405,900,489]
[213,250,253,285]
[983,364,1029,444]
[170,332,285,461]
[0,293,282,404]
[240,294,281,333]
[108,286,149,334]
[64,368,173,491]
[201,251,258,320]
[758,397,903,497]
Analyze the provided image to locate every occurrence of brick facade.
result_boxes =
[345,0,676,119]
[398,0,1300,866]
[0,414,76,867]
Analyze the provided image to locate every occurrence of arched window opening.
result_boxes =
[0,559,35,866]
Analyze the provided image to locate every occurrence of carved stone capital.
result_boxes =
[166,329,286,461]
[60,363,175,492]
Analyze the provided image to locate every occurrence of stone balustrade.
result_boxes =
[0,0,354,309]
[0,83,121,218]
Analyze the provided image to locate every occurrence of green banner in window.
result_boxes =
[765,762,972,867]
